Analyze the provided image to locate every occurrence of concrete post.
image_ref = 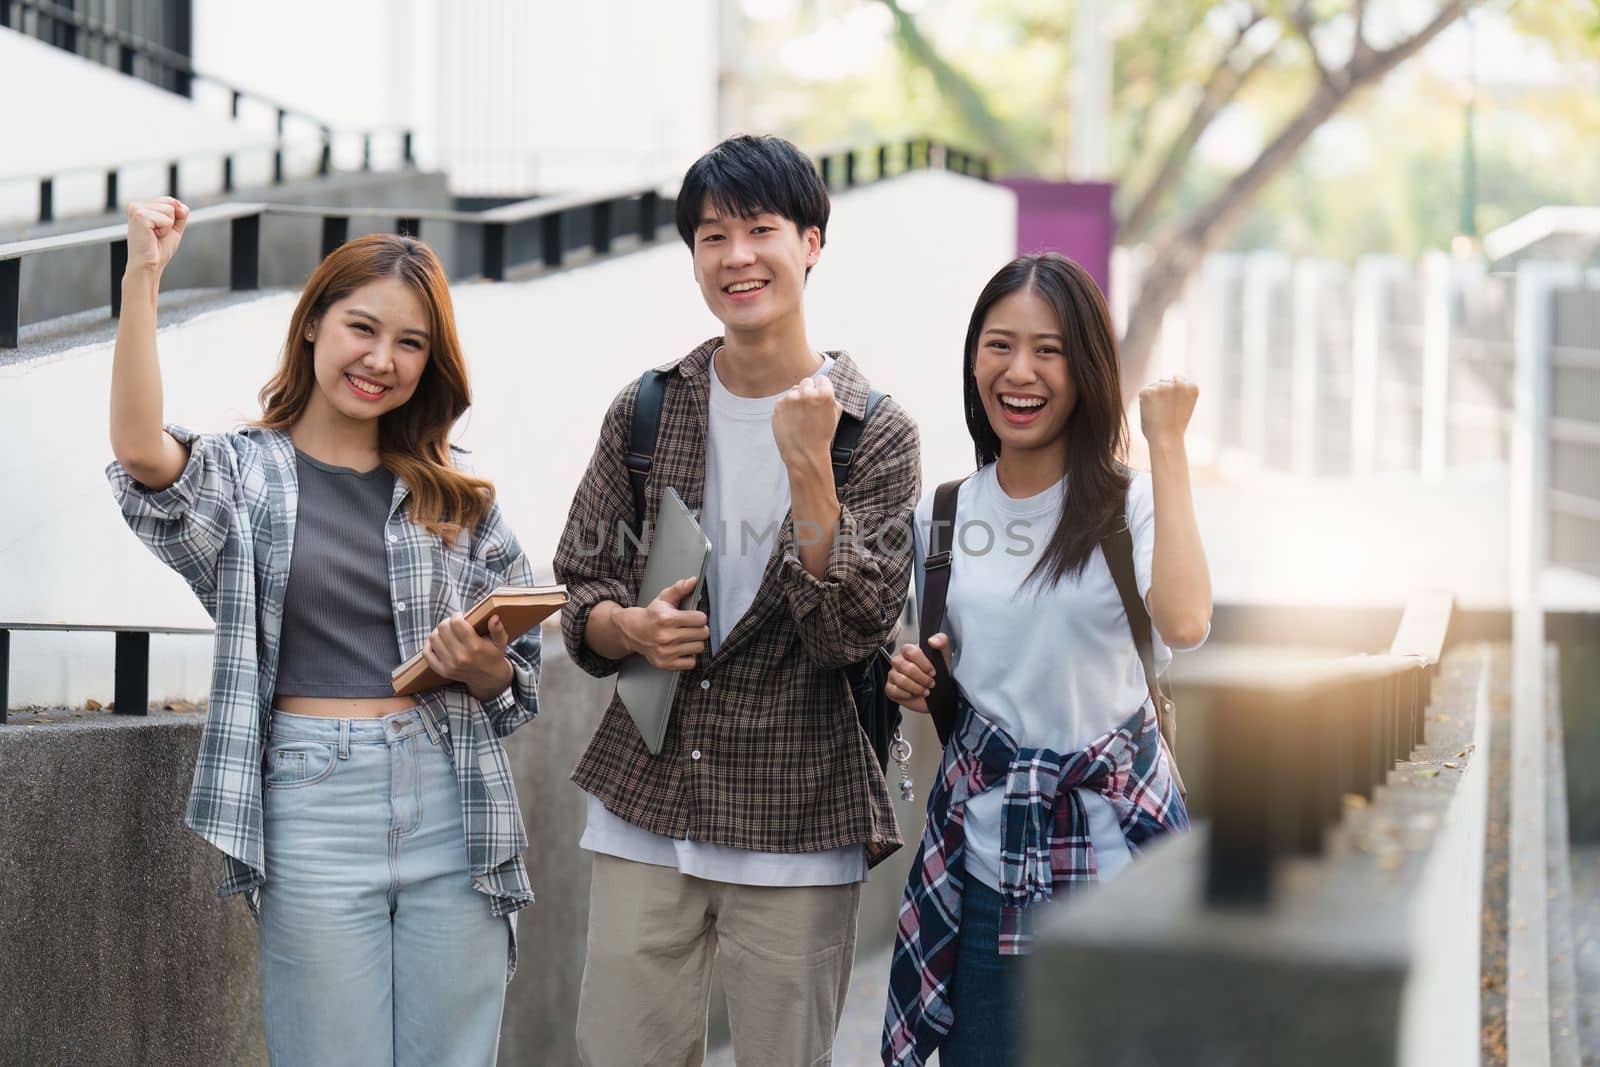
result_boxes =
[1199,253,1243,460]
[1505,263,1574,1067]
[1180,271,1218,466]
[1070,0,1112,180]
[1419,252,1452,481]
[1420,254,1487,480]
[1509,261,1580,605]
[1350,255,1406,477]
[1242,251,1292,466]
[1109,244,1144,343]
[1155,276,1191,380]
[1290,259,1328,477]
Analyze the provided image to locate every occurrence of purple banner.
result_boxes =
[998,179,1117,299]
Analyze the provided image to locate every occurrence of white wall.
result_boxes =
[0,170,1016,706]
[430,0,720,194]
[191,0,414,134]
[191,0,720,195]
[0,31,267,224]
[6,2,719,221]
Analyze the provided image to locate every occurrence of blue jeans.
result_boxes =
[257,709,510,1067]
[938,879,1024,1067]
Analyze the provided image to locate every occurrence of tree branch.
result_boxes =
[1289,2,1334,88]
[875,0,1036,175]
[1351,0,1378,68]
[1119,0,1476,393]
[1120,15,1274,241]
[1359,0,1472,80]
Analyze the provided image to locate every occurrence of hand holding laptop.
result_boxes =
[617,576,709,670]
[615,486,713,755]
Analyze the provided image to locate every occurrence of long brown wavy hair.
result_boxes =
[256,234,492,542]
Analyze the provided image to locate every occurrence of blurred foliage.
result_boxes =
[734,0,1600,261]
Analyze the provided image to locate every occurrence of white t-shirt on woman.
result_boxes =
[911,464,1203,892]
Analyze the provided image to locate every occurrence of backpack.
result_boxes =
[624,369,905,777]
[916,477,1187,796]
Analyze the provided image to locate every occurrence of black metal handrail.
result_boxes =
[2,0,415,225]
[0,622,212,725]
[9,130,416,227]
[4,0,194,92]
[1199,590,1456,905]
[0,136,990,349]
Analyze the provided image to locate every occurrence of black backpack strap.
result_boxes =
[919,478,965,746]
[625,369,669,550]
[831,389,884,488]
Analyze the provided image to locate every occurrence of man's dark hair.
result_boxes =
[674,135,830,253]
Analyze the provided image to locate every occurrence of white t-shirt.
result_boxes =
[580,352,866,887]
[912,464,1203,892]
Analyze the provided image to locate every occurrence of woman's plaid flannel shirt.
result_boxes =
[108,425,542,957]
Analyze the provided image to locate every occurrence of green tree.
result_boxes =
[737,1,1598,387]
[875,0,1478,391]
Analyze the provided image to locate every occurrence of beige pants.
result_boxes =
[576,852,862,1067]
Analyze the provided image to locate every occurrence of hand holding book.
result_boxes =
[423,613,514,701]
[392,585,567,697]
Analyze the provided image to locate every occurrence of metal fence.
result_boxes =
[3,0,193,96]
[2,0,414,226]
[1549,286,1600,575]
[0,136,986,351]
[1379,273,1425,473]
[1315,265,1355,476]
[1132,244,1600,578]
[1449,273,1515,466]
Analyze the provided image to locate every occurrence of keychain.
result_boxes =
[890,730,915,803]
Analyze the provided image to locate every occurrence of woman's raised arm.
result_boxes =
[1140,377,1213,649]
[109,197,191,490]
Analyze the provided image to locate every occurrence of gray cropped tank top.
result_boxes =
[273,451,404,698]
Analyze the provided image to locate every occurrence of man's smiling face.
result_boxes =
[690,198,820,337]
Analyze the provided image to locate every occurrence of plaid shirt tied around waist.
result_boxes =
[881,694,1188,1066]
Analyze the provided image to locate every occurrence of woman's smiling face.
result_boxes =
[973,287,1076,456]
[305,276,432,424]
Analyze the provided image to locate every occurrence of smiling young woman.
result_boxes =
[106,198,542,1065]
[881,253,1212,1067]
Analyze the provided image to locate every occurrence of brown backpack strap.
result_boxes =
[919,478,965,747]
[1102,501,1186,795]
[1101,521,1160,713]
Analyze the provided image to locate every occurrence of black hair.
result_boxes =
[674,135,830,256]
[962,253,1131,588]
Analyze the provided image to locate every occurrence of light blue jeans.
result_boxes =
[257,708,510,1067]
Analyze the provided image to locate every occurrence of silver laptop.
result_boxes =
[615,486,712,755]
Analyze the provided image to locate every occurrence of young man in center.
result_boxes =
[554,134,921,1065]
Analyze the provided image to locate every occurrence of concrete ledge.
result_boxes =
[1024,644,1492,1067]
[0,710,265,1066]
[0,631,938,1064]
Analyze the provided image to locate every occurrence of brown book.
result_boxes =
[391,585,567,696]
